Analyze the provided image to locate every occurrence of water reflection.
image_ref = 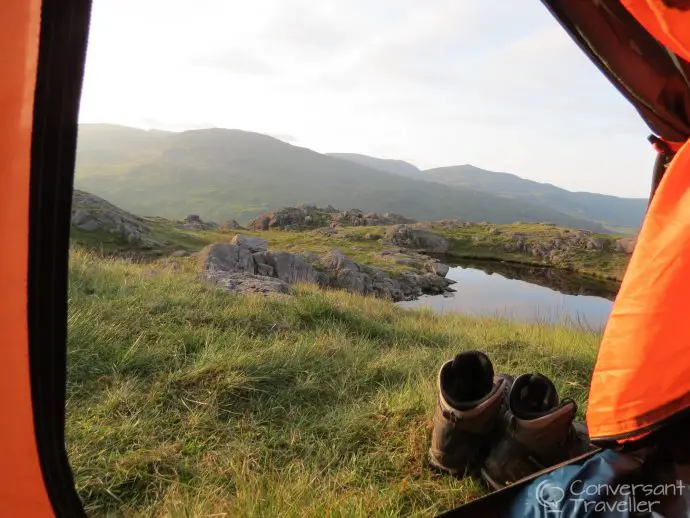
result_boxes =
[400,259,617,329]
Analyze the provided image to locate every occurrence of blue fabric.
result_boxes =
[505,450,683,517]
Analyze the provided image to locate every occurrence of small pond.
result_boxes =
[399,259,618,329]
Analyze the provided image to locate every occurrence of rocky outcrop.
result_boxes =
[614,237,637,254]
[182,214,219,231]
[388,225,449,254]
[198,242,318,295]
[71,190,156,246]
[221,220,243,231]
[248,205,416,231]
[317,249,453,301]
[231,235,268,252]
[199,242,453,301]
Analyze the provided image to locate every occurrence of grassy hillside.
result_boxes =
[423,165,647,232]
[69,210,631,285]
[328,153,423,179]
[67,247,600,516]
[431,222,630,281]
[74,124,610,231]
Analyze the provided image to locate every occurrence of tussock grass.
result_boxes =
[67,247,600,517]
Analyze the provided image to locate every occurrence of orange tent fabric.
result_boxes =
[621,0,690,62]
[588,140,690,441]
[587,0,690,443]
[0,0,56,516]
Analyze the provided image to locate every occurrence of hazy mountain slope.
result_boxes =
[328,153,423,178]
[423,165,647,229]
[75,124,609,230]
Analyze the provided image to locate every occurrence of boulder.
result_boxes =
[248,205,416,231]
[388,225,449,253]
[254,251,318,284]
[431,263,450,277]
[170,250,189,257]
[198,243,256,275]
[70,190,155,246]
[221,220,243,231]
[614,237,637,254]
[586,237,605,251]
[182,214,219,231]
[318,249,453,301]
[231,235,268,252]
[206,272,290,296]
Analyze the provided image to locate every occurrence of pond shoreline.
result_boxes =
[399,261,616,328]
[439,252,623,284]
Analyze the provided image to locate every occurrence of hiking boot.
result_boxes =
[481,373,593,489]
[429,351,513,476]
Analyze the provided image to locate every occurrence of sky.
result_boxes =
[79,0,657,198]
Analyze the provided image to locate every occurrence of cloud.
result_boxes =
[78,0,656,197]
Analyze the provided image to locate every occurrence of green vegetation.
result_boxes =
[70,213,631,285]
[419,164,646,232]
[75,124,615,231]
[432,222,630,281]
[67,247,600,516]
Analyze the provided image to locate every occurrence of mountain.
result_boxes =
[422,165,647,231]
[74,124,610,231]
[327,153,423,178]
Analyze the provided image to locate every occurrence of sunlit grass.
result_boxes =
[67,247,600,516]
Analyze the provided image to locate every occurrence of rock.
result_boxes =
[531,246,548,259]
[254,251,318,284]
[614,237,637,254]
[231,235,268,252]
[198,243,256,275]
[256,263,275,277]
[364,232,383,241]
[388,225,449,253]
[207,272,290,296]
[318,249,452,301]
[76,219,101,232]
[71,190,155,246]
[200,240,452,302]
[586,237,605,250]
[199,242,318,292]
[488,227,500,235]
[301,252,319,263]
[248,205,416,231]
[182,214,218,231]
[170,250,189,257]
[431,263,450,277]
[221,220,243,231]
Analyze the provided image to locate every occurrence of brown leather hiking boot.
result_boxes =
[481,373,593,489]
[429,351,513,476]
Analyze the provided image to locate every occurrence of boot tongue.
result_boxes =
[443,351,495,410]
[510,374,559,420]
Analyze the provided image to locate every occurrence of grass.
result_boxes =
[67,246,601,517]
[70,215,632,286]
[431,222,630,281]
